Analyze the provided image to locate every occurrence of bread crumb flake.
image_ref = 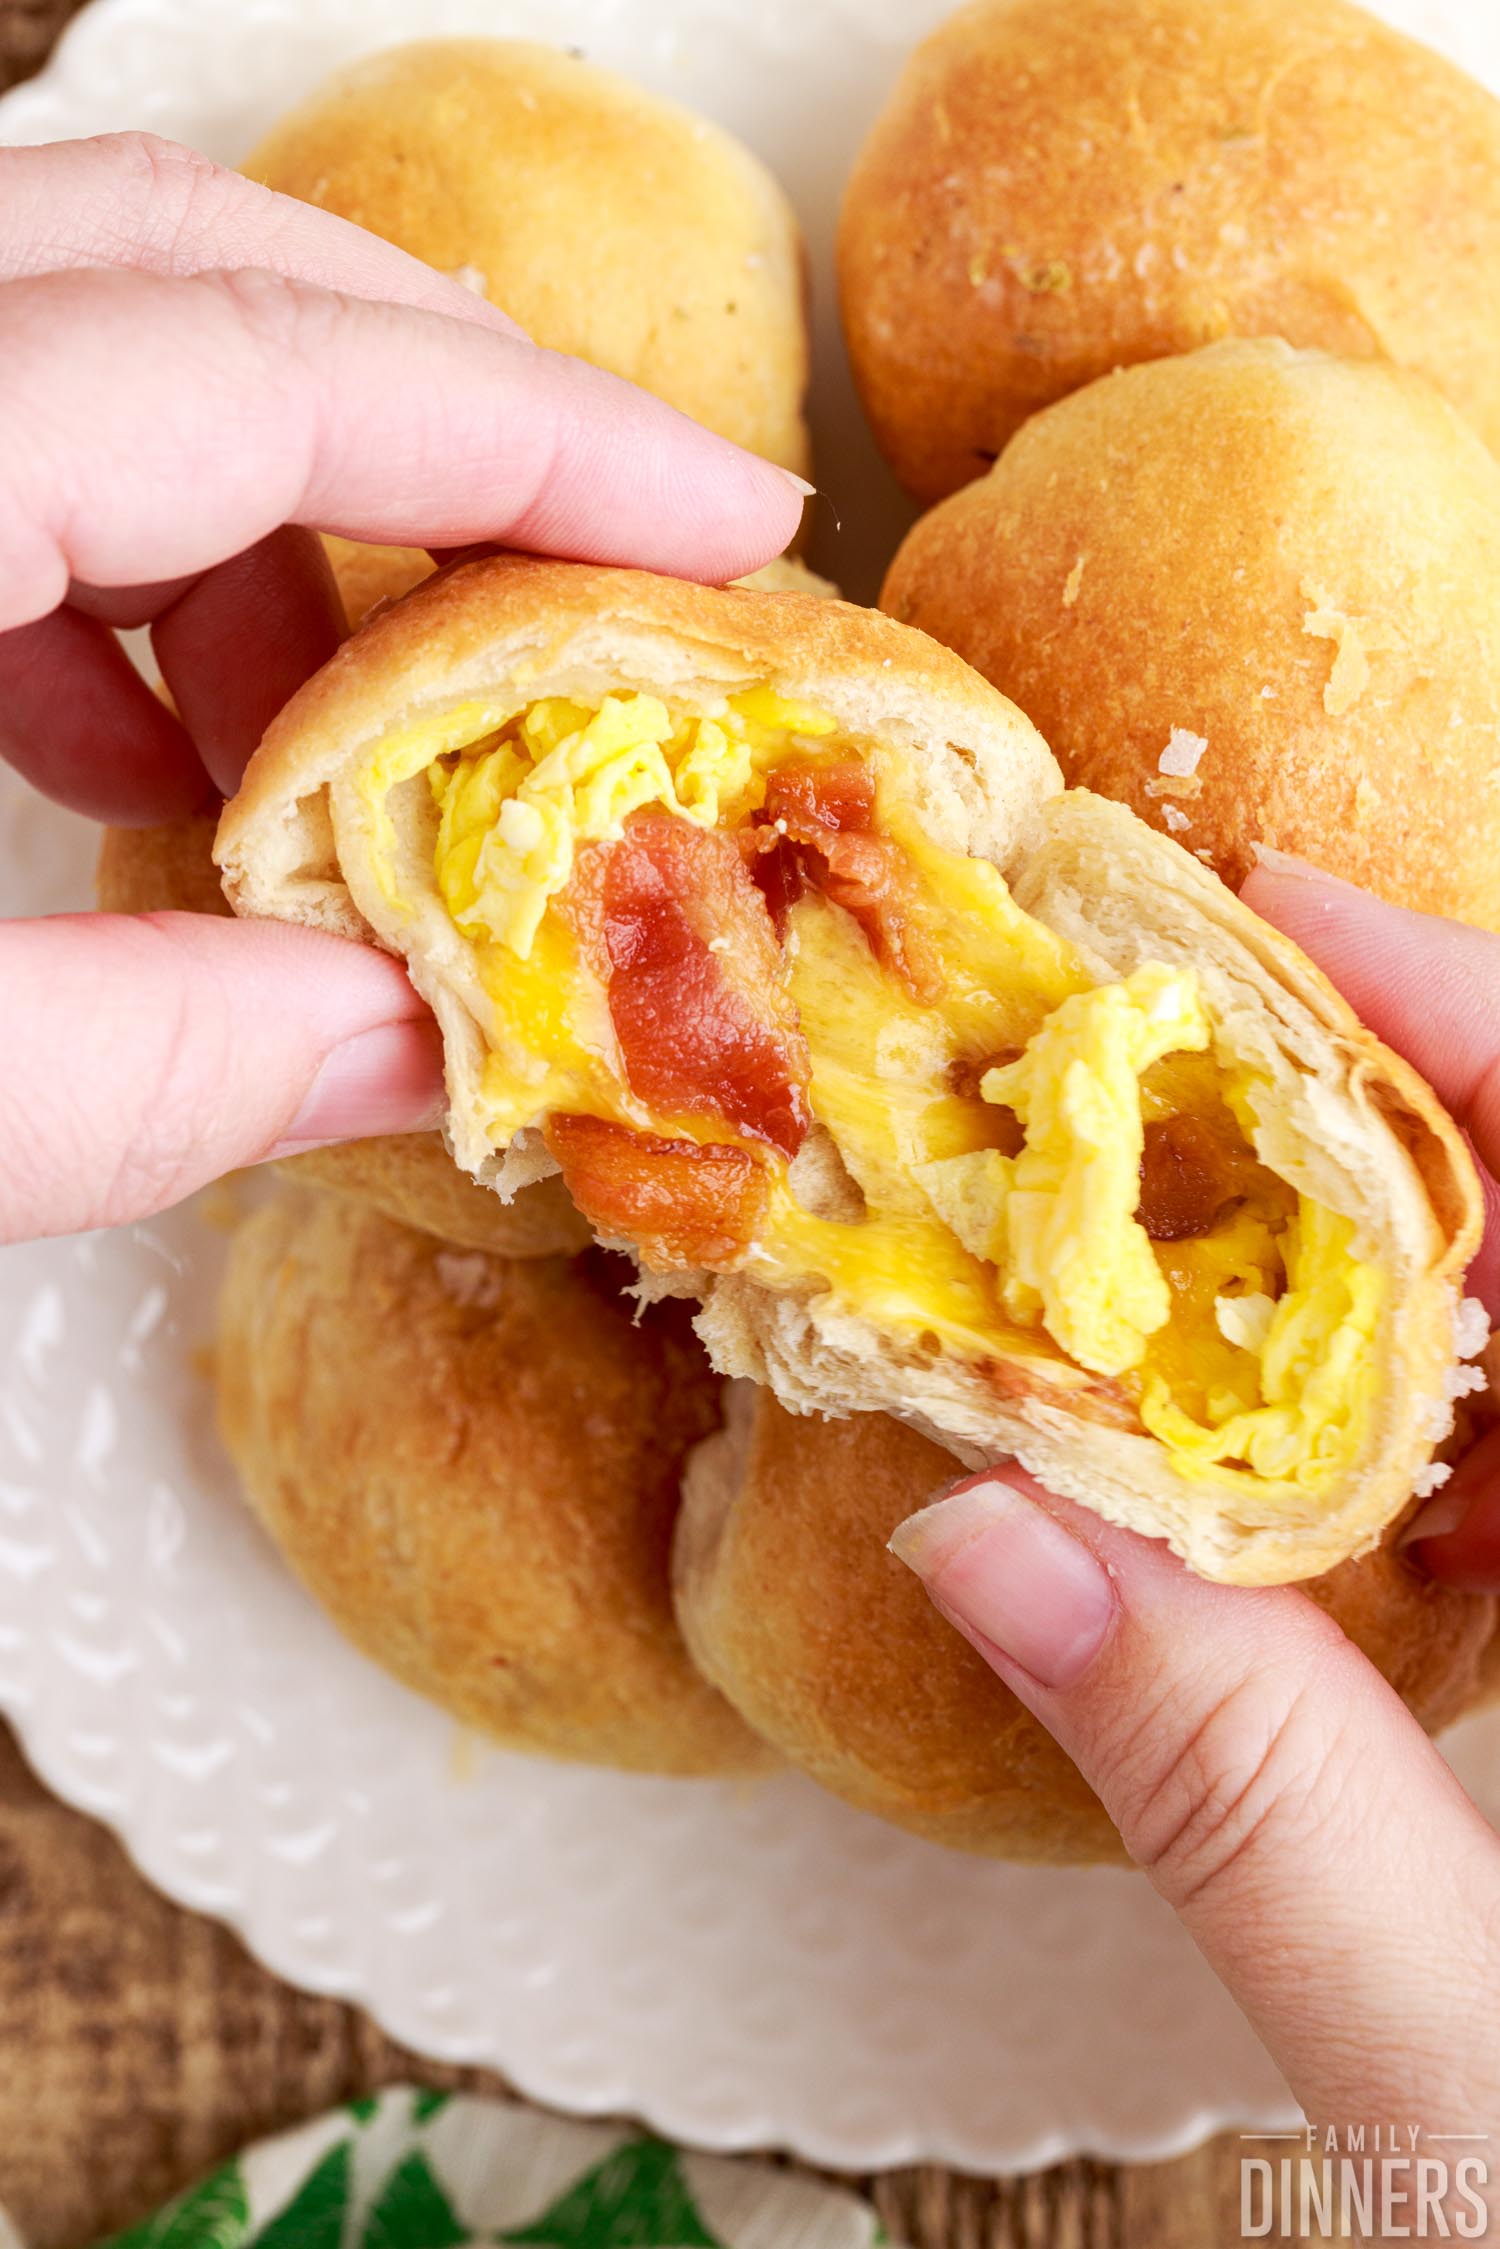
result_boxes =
[1301,581,1394,716]
[1159,727,1208,777]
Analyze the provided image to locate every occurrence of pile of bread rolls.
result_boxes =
[102,2,1500,1863]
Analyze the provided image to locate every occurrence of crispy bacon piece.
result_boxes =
[763,759,876,838]
[1137,1114,1242,1242]
[739,830,805,940]
[947,1048,1021,1101]
[570,811,811,1159]
[750,759,942,1002]
[544,1114,767,1273]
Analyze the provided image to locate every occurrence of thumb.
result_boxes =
[892,1469,1500,2140]
[1,911,442,1242]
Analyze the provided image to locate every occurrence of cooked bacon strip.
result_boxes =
[544,1114,767,1273]
[755,759,943,1003]
[570,811,811,1159]
[762,759,876,838]
[1137,1114,1241,1242]
[739,829,805,940]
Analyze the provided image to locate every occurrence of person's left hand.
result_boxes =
[0,132,806,1245]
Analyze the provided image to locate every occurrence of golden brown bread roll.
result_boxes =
[321,536,434,629]
[96,815,229,918]
[880,338,1500,927]
[246,38,810,478]
[674,1393,1497,1859]
[839,0,1500,502]
[217,1190,768,1774]
[282,1134,588,1258]
[214,555,1486,1586]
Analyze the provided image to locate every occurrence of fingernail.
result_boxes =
[271,1021,445,1157]
[1248,844,1347,888]
[889,1476,1117,1689]
[1398,1456,1487,1546]
[777,469,818,499]
[1399,1478,1469,1545]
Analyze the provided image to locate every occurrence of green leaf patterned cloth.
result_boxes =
[21,2090,897,2249]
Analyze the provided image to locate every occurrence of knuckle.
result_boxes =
[1111,1644,1345,1913]
[204,263,333,359]
[97,131,234,260]
[103,128,219,185]
[86,132,251,285]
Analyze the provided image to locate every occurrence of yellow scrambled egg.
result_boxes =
[353,689,1386,1498]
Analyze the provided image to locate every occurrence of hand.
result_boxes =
[0,134,805,1245]
[890,860,1500,2199]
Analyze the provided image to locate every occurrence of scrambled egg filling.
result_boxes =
[354,689,1387,1496]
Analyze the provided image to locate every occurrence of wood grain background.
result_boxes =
[0,5,1294,2240]
[0,1705,1264,2249]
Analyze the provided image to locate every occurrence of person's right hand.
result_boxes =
[890,859,1500,2222]
[0,133,806,1246]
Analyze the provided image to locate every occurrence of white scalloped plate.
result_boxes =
[4,0,1500,2175]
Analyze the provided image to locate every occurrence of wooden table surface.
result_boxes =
[0,5,1284,2241]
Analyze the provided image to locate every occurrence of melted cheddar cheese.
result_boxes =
[353,689,1387,1498]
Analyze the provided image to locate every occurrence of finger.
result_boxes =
[0,912,444,1242]
[0,605,212,822]
[0,266,806,629]
[1,529,345,817]
[1242,852,1500,1182]
[0,133,527,337]
[1406,1422,1500,1590]
[892,1471,1500,2140]
[151,525,346,792]
[1243,851,1500,1323]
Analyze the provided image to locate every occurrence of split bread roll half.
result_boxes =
[215,558,1486,1587]
[674,1393,1499,1860]
[245,37,810,479]
[96,813,589,1259]
[881,340,1500,928]
[838,0,1500,501]
[217,1190,768,1775]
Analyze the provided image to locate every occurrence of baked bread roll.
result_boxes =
[881,339,1500,927]
[322,536,433,630]
[246,37,809,478]
[217,1190,767,1774]
[282,1134,588,1259]
[95,814,588,1258]
[215,557,1485,1587]
[838,0,1500,502]
[675,1393,1498,1860]
[96,814,229,919]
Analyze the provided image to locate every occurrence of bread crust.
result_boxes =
[322,536,434,629]
[214,556,1485,1586]
[881,339,1500,928]
[216,1191,770,1774]
[674,1394,1497,1860]
[838,0,1500,500]
[246,36,809,477]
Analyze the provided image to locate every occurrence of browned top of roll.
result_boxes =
[839,0,1500,500]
